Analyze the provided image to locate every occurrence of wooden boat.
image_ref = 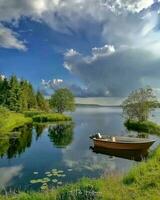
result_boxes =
[91,136,155,151]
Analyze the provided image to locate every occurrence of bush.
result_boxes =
[32,113,72,123]
[124,120,160,135]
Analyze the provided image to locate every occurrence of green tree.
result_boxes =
[19,80,29,111]
[122,87,158,122]
[8,75,21,112]
[0,77,9,107]
[27,83,37,109]
[36,91,49,111]
[50,88,75,113]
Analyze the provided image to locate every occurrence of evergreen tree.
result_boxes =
[19,80,29,111]
[36,91,49,111]
[8,76,21,112]
[27,83,37,109]
[0,77,9,107]
[0,75,48,112]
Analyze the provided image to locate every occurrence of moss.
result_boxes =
[124,120,160,135]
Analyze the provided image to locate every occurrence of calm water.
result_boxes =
[0,106,159,191]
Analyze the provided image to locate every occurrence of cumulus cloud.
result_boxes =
[64,43,160,97]
[0,24,26,50]
[41,78,91,97]
[0,0,158,49]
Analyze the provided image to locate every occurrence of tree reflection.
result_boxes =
[34,123,47,140]
[0,124,32,158]
[48,123,74,148]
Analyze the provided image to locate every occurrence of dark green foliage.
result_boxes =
[8,76,21,112]
[125,120,160,135]
[32,113,72,123]
[48,123,74,147]
[122,87,158,122]
[36,91,49,111]
[50,88,75,113]
[0,75,48,112]
[24,110,45,117]
[56,184,102,200]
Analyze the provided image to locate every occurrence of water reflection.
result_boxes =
[91,147,148,161]
[48,123,74,148]
[34,123,47,140]
[0,124,32,159]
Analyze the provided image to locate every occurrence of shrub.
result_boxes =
[124,120,160,135]
[32,114,72,123]
[24,110,45,117]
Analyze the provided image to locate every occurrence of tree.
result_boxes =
[8,75,21,112]
[122,87,158,122]
[50,88,75,113]
[36,91,49,111]
[0,77,9,106]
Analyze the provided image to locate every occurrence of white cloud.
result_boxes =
[41,78,63,90]
[64,49,80,57]
[0,24,26,50]
[114,0,154,13]
[92,44,115,59]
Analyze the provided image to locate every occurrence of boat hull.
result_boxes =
[93,139,154,151]
[91,146,148,161]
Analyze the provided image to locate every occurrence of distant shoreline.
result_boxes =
[76,103,122,107]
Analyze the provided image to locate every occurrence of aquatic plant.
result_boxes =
[30,169,67,191]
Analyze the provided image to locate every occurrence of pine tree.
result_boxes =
[19,80,29,111]
[27,83,37,109]
[36,91,49,111]
[8,76,21,112]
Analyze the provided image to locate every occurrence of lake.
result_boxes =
[0,106,159,192]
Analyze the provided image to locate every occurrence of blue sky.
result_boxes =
[1,0,160,97]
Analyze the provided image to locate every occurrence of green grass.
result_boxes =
[32,113,72,123]
[1,146,160,199]
[23,110,46,118]
[0,108,32,134]
[124,119,160,135]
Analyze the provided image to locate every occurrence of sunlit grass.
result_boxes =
[0,107,32,134]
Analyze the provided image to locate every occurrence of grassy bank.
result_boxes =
[32,113,72,123]
[1,146,160,200]
[0,107,72,134]
[124,119,160,135]
[0,108,32,134]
